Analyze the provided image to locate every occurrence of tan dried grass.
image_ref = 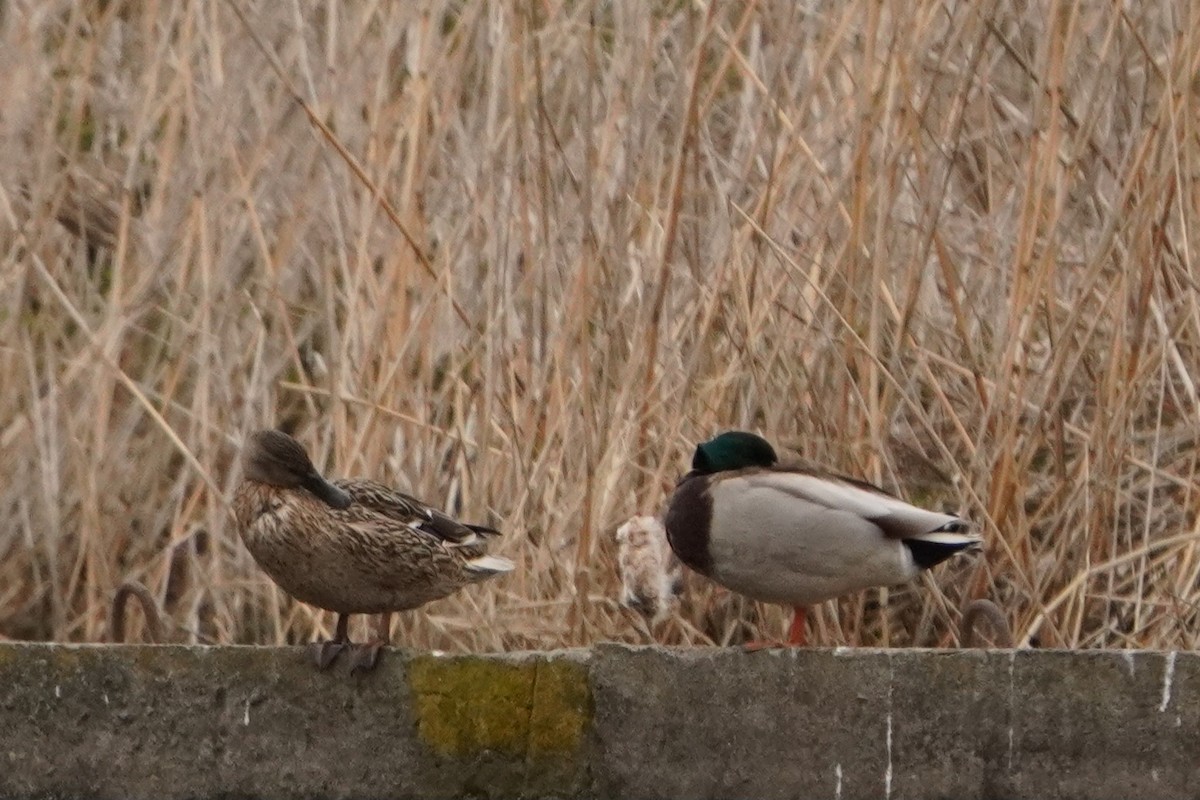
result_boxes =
[1,0,1198,651]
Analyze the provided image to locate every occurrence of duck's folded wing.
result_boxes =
[421,509,501,545]
[337,479,499,545]
[705,475,914,594]
[745,471,970,540]
[339,518,513,592]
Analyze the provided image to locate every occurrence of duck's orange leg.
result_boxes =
[743,606,809,651]
[349,612,392,674]
[787,606,807,646]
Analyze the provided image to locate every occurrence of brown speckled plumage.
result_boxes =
[232,430,512,669]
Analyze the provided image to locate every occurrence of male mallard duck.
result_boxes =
[664,431,978,646]
[232,429,513,671]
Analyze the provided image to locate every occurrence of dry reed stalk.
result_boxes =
[0,0,1197,651]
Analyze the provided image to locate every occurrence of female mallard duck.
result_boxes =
[664,431,978,646]
[232,429,513,671]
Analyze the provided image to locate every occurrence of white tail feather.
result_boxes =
[915,530,980,546]
[466,555,515,574]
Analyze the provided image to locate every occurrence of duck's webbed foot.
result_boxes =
[349,642,383,674]
[349,612,392,675]
[311,613,353,670]
[314,639,348,670]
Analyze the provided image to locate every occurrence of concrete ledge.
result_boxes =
[0,643,1194,799]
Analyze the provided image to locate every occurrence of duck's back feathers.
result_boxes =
[337,478,500,546]
[748,469,968,541]
[336,478,426,521]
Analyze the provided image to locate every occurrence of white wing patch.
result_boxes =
[443,532,485,549]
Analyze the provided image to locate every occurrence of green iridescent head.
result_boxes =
[691,431,779,473]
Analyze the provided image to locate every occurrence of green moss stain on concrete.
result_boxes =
[409,657,535,757]
[408,655,591,759]
[528,659,591,757]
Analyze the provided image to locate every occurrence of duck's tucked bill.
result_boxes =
[242,429,353,509]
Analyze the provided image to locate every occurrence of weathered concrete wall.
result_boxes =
[0,643,1194,800]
